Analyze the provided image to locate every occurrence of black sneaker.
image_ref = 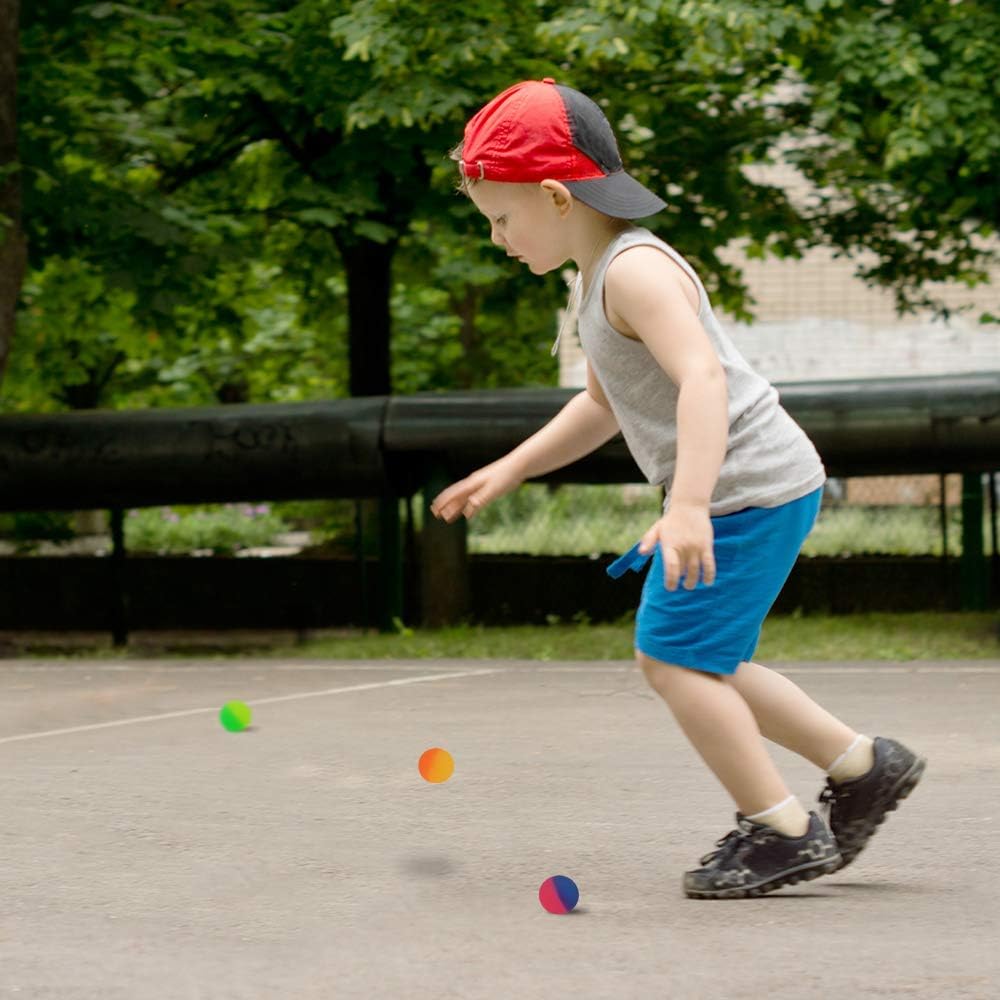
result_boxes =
[819,736,926,871]
[683,811,841,899]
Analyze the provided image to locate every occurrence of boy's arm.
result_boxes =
[604,245,727,507]
[603,246,727,589]
[506,363,619,480]
[431,365,619,523]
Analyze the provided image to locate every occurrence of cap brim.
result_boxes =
[564,171,667,219]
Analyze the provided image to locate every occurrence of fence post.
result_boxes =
[990,472,999,603]
[108,508,128,647]
[420,466,469,627]
[377,495,404,632]
[354,500,370,631]
[959,473,987,611]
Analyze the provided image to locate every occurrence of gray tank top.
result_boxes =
[577,227,826,516]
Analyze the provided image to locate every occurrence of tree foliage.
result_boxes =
[791,0,999,317]
[4,0,997,411]
[0,0,26,383]
[677,0,1000,316]
[10,0,567,407]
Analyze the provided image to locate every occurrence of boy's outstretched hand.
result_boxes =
[430,459,523,523]
[638,501,716,591]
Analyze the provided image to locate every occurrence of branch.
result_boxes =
[247,93,340,186]
[161,118,258,193]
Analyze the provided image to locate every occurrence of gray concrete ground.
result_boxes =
[1,656,998,1000]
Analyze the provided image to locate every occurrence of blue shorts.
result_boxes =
[607,487,822,676]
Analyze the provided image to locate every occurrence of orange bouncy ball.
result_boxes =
[418,747,454,783]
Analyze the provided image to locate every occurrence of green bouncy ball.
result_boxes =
[219,700,252,732]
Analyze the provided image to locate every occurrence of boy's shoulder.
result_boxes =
[604,243,701,330]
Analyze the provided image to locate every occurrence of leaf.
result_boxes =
[354,220,397,243]
[294,208,344,228]
[344,36,372,62]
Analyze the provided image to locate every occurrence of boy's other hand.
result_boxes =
[638,503,716,591]
[429,460,522,523]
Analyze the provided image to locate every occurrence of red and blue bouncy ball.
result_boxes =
[538,875,579,914]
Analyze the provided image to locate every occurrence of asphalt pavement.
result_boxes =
[1,656,998,1000]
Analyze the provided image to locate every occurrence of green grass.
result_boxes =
[268,612,998,662]
[5,613,996,662]
[5,486,986,558]
[800,505,978,557]
[754,612,997,661]
[467,483,661,556]
[124,503,290,555]
[462,483,988,557]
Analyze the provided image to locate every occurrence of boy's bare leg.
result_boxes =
[640,652,848,896]
[725,660,859,770]
[638,653,796,817]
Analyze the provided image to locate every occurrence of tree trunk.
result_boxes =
[453,287,483,390]
[336,233,397,397]
[0,0,26,388]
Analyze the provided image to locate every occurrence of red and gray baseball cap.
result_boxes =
[459,78,666,220]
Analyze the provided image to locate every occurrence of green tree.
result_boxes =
[789,0,999,317]
[11,0,561,406]
[8,0,996,411]
[672,0,1000,317]
[0,0,26,384]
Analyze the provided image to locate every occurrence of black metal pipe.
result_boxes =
[2,373,999,512]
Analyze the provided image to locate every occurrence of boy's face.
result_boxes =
[466,180,567,275]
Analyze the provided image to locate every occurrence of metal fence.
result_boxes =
[1,474,994,562]
[2,377,998,636]
[448,474,995,560]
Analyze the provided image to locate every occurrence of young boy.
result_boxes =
[430,78,925,899]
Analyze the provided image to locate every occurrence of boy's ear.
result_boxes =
[539,179,574,216]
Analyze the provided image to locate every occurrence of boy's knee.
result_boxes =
[637,651,723,693]
[637,652,684,692]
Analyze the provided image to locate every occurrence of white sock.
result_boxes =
[826,734,875,784]
[745,794,810,837]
